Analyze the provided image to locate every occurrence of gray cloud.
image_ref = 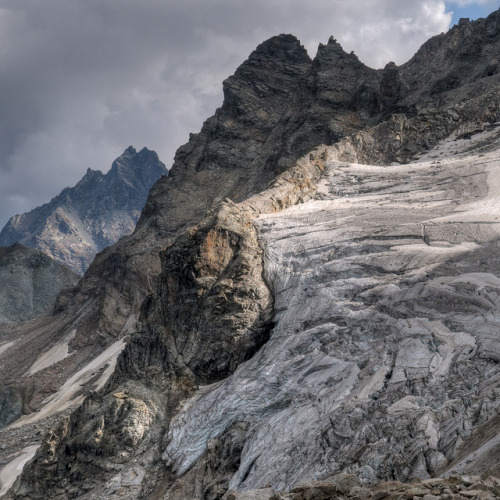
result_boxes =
[0,0,466,227]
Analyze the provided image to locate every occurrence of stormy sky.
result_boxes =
[0,0,498,228]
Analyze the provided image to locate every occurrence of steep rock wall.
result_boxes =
[0,244,79,324]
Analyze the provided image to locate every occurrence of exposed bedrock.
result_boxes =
[0,388,24,430]
[400,9,500,102]
[0,33,323,452]
[57,33,320,347]
[0,243,79,324]
[7,147,329,500]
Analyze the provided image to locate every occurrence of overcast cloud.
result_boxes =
[0,0,495,227]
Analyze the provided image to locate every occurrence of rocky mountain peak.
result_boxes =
[77,167,103,186]
[313,36,365,69]
[109,146,163,185]
[249,33,310,63]
[0,146,167,274]
[317,36,348,56]
[84,167,99,176]
[222,33,310,106]
[400,9,500,103]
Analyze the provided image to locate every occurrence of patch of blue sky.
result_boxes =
[445,1,500,27]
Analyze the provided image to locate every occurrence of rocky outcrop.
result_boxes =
[0,37,322,470]
[222,473,500,499]
[400,10,500,103]
[0,244,79,459]
[0,147,167,274]
[57,34,316,346]
[4,147,327,500]
[4,9,500,500]
[43,11,500,349]
[0,243,79,324]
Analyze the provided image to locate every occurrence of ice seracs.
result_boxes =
[164,127,500,489]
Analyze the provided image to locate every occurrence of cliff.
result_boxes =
[0,244,79,324]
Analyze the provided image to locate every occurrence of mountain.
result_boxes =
[2,9,500,499]
[0,244,79,324]
[0,146,168,274]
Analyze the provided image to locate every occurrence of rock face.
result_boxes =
[0,244,79,324]
[0,147,167,274]
[222,473,500,499]
[3,9,500,500]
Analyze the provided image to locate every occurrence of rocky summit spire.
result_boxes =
[0,147,167,274]
[137,34,314,239]
[249,33,310,64]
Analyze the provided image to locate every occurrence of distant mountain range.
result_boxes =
[0,146,167,274]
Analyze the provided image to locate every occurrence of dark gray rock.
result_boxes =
[0,243,79,323]
[399,9,500,104]
[0,388,24,430]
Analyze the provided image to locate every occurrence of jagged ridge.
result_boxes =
[0,147,167,274]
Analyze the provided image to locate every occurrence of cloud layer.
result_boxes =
[0,0,476,227]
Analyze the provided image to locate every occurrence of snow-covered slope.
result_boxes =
[164,125,500,489]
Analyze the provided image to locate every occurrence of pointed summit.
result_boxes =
[0,147,167,273]
[224,33,311,100]
[251,34,310,64]
[314,35,363,66]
